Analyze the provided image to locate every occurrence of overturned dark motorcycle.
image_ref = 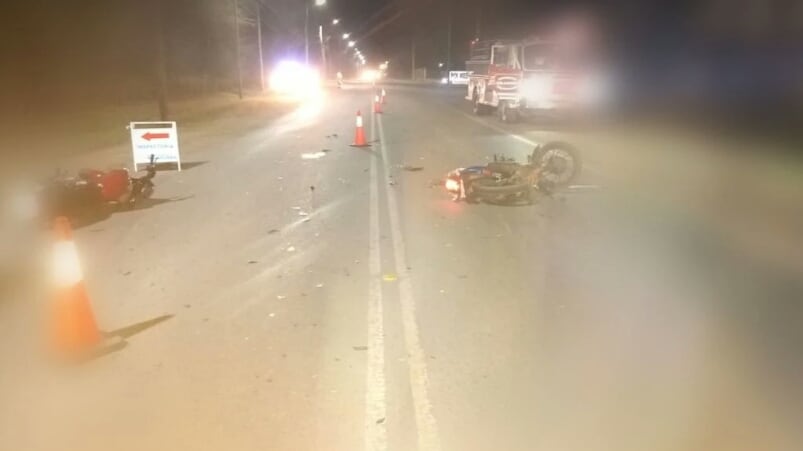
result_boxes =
[444,141,581,204]
[38,155,157,225]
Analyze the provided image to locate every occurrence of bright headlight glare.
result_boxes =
[360,69,379,82]
[520,77,550,101]
[270,61,321,97]
[579,73,611,106]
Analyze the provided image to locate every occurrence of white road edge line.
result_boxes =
[567,184,602,191]
[365,111,388,451]
[377,113,443,451]
[460,111,539,147]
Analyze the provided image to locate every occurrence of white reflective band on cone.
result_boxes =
[53,241,83,287]
[356,115,363,127]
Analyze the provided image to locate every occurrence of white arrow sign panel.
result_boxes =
[129,121,182,171]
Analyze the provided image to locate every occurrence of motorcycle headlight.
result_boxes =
[520,77,550,102]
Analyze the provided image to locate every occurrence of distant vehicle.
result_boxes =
[448,71,470,85]
[269,61,321,99]
[466,38,604,122]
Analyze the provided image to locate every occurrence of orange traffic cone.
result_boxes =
[350,110,370,147]
[373,95,383,114]
[49,217,119,359]
[380,88,387,104]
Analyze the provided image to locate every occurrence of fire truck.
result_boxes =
[466,38,600,122]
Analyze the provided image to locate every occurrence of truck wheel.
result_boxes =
[498,101,519,123]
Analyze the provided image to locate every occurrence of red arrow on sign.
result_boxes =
[142,132,169,141]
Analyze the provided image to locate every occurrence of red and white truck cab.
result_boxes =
[465,40,523,118]
[466,38,605,122]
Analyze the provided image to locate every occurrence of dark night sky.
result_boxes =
[1,0,800,110]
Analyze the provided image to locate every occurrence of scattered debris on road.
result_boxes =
[292,206,302,210]
[268,229,279,234]
[353,346,368,351]
[376,418,386,425]
[298,211,309,217]
[248,260,258,264]
[321,148,332,153]
[286,246,296,252]
[382,274,397,282]
[301,152,327,160]
[401,165,424,172]
[276,295,286,300]
[315,283,324,288]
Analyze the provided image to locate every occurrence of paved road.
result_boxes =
[1,85,801,451]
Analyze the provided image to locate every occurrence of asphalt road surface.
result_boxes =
[1,84,801,451]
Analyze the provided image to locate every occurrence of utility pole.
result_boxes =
[411,36,416,80]
[155,0,169,119]
[446,1,453,73]
[256,1,265,91]
[304,4,310,65]
[475,2,482,39]
[319,25,327,77]
[232,0,243,99]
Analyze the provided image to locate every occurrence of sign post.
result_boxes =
[129,122,182,171]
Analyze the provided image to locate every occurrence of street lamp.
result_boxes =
[342,33,350,40]
[305,0,326,65]
[348,40,356,48]
[332,18,339,25]
[438,62,444,68]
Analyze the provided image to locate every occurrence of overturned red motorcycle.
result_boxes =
[38,155,158,225]
[444,141,581,204]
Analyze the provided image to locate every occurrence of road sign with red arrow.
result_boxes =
[142,132,170,141]
[129,121,182,171]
